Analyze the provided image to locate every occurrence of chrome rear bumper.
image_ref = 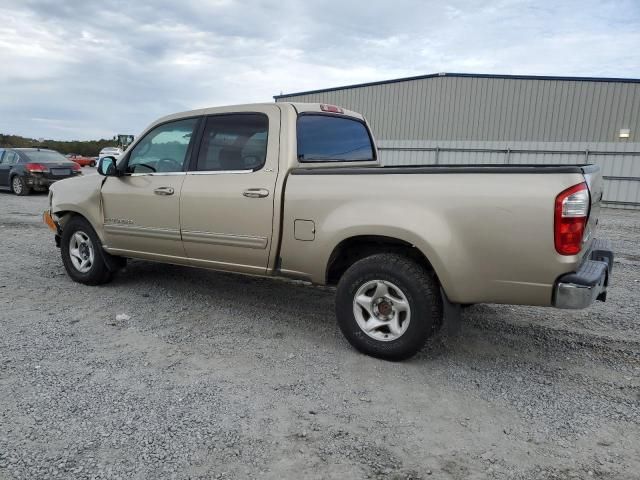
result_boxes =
[553,239,613,309]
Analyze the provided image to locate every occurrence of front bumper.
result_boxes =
[553,239,614,309]
[43,210,62,247]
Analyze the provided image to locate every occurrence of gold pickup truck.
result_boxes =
[44,102,614,360]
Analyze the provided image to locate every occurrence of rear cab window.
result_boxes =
[297,114,375,162]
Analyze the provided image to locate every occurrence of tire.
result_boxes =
[89,161,96,167]
[60,216,113,285]
[335,253,442,361]
[11,175,31,196]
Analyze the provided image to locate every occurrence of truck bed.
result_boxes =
[281,163,603,306]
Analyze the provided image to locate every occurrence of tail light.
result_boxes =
[320,104,344,114]
[71,163,81,171]
[25,162,47,173]
[554,182,590,255]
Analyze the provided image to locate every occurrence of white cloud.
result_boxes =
[0,0,638,139]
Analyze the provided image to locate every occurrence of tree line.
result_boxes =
[0,134,119,157]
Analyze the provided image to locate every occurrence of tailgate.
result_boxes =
[582,166,603,249]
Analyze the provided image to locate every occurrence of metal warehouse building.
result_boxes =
[275,73,640,208]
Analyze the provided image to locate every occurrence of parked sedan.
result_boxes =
[0,148,82,195]
[66,154,97,167]
[98,147,123,160]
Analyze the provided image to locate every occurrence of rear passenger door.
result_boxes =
[180,106,280,275]
[0,150,17,187]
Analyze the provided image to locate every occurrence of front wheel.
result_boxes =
[60,216,113,285]
[335,253,443,361]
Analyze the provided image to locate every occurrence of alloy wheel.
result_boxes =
[352,279,411,341]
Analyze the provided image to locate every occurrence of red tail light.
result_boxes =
[25,162,47,173]
[71,162,81,171]
[320,104,344,114]
[554,182,590,255]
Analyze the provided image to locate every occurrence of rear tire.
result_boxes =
[335,253,442,361]
[61,216,113,285]
[11,175,31,196]
[89,161,96,167]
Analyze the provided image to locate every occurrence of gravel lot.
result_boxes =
[1,188,639,480]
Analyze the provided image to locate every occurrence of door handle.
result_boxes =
[154,187,175,196]
[243,188,270,198]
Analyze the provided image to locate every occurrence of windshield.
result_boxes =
[297,114,374,162]
[22,150,69,163]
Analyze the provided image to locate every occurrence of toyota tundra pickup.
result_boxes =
[44,102,614,360]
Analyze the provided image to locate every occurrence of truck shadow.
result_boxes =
[107,260,636,367]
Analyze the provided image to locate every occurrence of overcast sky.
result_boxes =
[1,0,639,140]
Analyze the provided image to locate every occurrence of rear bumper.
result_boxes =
[25,172,81,188]
[553,239,614,309]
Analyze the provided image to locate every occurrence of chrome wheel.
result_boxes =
[353,280,411,342]
[68,231,95,273]
[12,176,22,194]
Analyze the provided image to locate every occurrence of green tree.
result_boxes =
[0,134,119,157]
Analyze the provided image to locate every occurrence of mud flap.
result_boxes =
[440,287,462,336]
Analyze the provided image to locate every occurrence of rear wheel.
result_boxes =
[335,253,442,360]
[11,175,31,196]
[89,160,96,167]
[61,216,113,285]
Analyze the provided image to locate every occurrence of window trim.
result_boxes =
[296,112,377,163]
[119,115,203,176]
[188,112,270,173]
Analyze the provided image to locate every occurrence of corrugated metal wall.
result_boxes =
[376,140,640,209]
[276,74,640,207]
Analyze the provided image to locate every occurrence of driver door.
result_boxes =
[100,117,200,259]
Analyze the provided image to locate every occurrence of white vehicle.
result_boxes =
[98,147,123,160]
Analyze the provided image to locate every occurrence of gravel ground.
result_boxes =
[0,190,639,480]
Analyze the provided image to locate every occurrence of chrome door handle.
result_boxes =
[243,188,270,198]
[154,187,175,196]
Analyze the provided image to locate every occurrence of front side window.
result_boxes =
[297,114,374,162]
[195,114,268,171]
[126,118,198,174]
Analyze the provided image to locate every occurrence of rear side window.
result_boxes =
[195,114,268,171]
[0,150,13,165]
[297,115,374,162]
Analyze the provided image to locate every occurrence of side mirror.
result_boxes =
[97,156,118,176]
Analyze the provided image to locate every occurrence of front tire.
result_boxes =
[11,175,31,196]
[335,253,442,361]
[61,216,113,285]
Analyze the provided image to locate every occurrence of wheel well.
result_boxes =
[54,211,91,232]
[326,235,436,285]
[54,210,76,227]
